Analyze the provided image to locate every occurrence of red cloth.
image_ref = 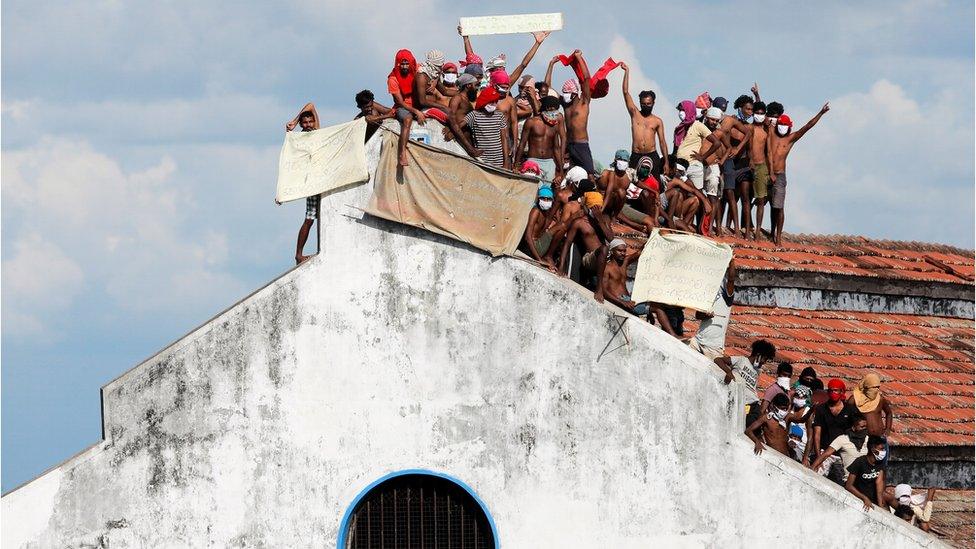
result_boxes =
[475,87,502,110]
[778,114,794,126]
[424,108,448,124]
[556,53,620,99]
[388,49,417,107]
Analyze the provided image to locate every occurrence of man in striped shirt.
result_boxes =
[462,87,511,170]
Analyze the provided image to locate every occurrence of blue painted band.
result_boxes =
[336,468,499,549]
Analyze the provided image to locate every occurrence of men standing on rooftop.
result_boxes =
[554,51,595,176]
[621,63,669,178]
[748,100,770,241]
[515,96,566,184]
[283,102,320,264]
[767,102,830,245]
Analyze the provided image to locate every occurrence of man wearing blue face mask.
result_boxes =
[768,102,830,245]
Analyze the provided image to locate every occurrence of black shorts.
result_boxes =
[568,142,596,175]
[629,150,663,176]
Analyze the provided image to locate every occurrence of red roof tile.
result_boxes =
[713,233,975,285]
[685,306,975,448]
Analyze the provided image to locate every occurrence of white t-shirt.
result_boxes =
[730,355,761,394]
[829,434,869,479]
[694,283,733,352]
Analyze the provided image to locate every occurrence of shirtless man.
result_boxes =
[697,104,751,235]
[353,90,395,142]
[414,50,449,110]
[444,74,482,157]
[746,392,791,457]
[549,50,595,175]
[691,108,729,234]
[515,96,566,184]
[522,186,575,272]
[663,160,711,233]
[768,103,830,245]
[597,150,634,220]
[723,96,756,236]
[558,175,612,301]
[621,63,669,177]
[848,373,893,438]
[748,101,771,241]
[600,240,650,316]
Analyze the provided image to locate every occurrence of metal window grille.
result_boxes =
[346,474,493,549]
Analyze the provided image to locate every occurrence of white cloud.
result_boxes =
[2,138,248,340]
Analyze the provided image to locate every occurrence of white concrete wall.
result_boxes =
[2,123,946,548]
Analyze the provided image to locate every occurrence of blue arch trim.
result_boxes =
[336,468,500,549]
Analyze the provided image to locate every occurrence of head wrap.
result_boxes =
[614,149,631,162]
[712,96,728,112]
[789,425,805,438]
[584,191,604,209]
[827,378,847,401]
[566,166,588,184]
[459,53,483,67]
[389,50,418,101]
[894,484,927,506]
[853,372,882,412]
[609,238,626,250]
[456,73,478,88]
[562,79,580,95]
[778,114,794,127]
[419,49,445,79]
[474,86,502,110]
[706,106,723,120]
[486,54,506,70]
[673,100,697,147]
[442,62,457,73]
[695,92,712,110]
[522,160,542,176]
[463,63,484,77]
[537,185,554,199]
[490,69,510,87]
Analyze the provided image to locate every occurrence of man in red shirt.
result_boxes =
[387,49,428,166]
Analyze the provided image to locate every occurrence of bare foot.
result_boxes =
[593,292,605,304]
[296,254,311,265]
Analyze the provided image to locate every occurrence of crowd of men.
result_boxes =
[281,29,944,532]
[285,28,830,264]
[718,339,937,528]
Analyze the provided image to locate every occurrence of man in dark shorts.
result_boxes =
[621,62,669,177]
[556,51,596,175]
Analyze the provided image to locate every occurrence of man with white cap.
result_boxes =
[887,484,936,531]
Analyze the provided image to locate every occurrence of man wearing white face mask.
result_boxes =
[746,393,791,456]
[845,436,888,511]
[760,362,794,416]
[767,102,830,245]
[462,87,510,169]
[522,186,573,272]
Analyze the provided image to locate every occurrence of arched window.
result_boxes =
[338,470,497,549]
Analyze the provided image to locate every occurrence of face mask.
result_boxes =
[776,125,790,136]
[614,160,628,171]
[484,103,498,113]
[443,73,458,84]
[695,108,703,118]
[864,386,880,399]
[678,110,687,121]
[828,391,843,402]
[562,93,573,104]
[776,376,791,390]
[874,450,887,460]
[542,110,560,121]
[640,105,653,116]
[753,113,766,123]
[772,408,788,421]
[793,397,807,408]
[496,86,510,95]
[466,89,478,101]
[538,199,553,210]
[768,116,778,125]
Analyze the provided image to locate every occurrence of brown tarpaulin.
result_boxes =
[365,130,538,257]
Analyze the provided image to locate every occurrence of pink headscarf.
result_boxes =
[562,78,580,94]
[520,160,542,175]
[490,69,510,87]
[673,100,698,148]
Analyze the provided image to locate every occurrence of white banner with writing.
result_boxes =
[631,230,733,313]
[275,118,368,203]
[459,13,563,36]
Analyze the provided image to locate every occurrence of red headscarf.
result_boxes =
[475,86,502,110]
[389,49,417,104]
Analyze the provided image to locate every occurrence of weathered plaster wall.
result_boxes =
[2,123,947,548]
[736,286,974,319]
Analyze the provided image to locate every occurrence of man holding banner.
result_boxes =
[283,102,321,264]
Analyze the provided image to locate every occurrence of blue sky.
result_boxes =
[2,0,973,491]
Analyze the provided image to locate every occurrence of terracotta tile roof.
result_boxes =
[929,489,975,549]
[712,233,975,285]
[685,306,974,447]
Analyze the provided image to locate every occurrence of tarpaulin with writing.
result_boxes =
[275,118,368,203]
[631,229,733,312]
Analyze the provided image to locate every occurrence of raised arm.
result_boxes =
[792,102,830,141]
[751,82,761,103]
[509,32,550,83]
[285,102,319,131]
[621,63,637,114]
[575,50,592,103]
[545,56,558,89]
[458,25,474,56]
